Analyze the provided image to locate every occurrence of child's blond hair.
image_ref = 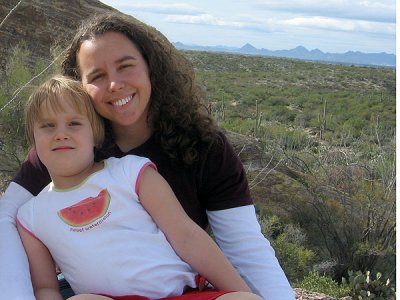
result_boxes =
[25,75,104,148]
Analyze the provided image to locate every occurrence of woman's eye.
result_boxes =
[89,74,104,83]
[120,64,133,70]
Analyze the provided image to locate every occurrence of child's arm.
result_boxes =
[17,223,63,300]
[138,167,252,292]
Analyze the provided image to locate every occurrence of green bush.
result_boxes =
[219,118,254,136]
[296,271,351,298]
[264,124,311,151]
[258,213,315,282]
[273,233,316,281]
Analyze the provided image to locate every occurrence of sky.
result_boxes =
[99,0,396,55]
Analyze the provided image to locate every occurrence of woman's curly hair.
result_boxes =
[61,12,217,166]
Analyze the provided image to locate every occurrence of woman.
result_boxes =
[0,12,294,300]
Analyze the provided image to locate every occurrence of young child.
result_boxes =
[16,76,262,300]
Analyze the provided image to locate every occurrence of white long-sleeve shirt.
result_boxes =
[0,182,36,300]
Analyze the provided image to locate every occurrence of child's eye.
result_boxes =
[40,123,54,128]
[69,121,82,126]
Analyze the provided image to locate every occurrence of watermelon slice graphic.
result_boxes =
[58,189,110,227]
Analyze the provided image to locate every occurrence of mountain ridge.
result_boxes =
[174,42,395,67]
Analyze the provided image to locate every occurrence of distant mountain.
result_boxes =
[174,42,395,67]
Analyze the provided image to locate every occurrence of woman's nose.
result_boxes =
[108,76,124,92]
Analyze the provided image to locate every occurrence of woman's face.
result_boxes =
[78,32,152,131]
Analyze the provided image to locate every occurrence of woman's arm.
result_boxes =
[17,222,62,300]
[0,182,36,300]
[138,167,251,292]
[208,206,296,300]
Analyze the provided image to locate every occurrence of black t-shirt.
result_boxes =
[13,131,252,229]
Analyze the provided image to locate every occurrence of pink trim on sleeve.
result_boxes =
[135,162,157,194]
[16,218,40,241]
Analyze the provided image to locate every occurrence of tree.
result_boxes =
[283,142,395,281]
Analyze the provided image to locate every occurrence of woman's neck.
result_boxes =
[112,122,154,153]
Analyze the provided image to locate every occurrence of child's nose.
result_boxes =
[54,128,69,140]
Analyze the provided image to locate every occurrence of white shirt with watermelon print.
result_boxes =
[17,155,198,299]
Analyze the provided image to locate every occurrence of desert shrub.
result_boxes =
[258,212,315,282]
[263,124,310,151]
[0,45,36,179]
[283,147,395,282]
[219,118,254,136]
[0,44,59,186]
[296,271,351,298]
[294,112,312,128]
[273,233,316,282]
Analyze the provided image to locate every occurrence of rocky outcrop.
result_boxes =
[295,288,352,300]
[0,0,116,80]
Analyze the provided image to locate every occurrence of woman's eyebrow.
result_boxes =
[116,55,137,64]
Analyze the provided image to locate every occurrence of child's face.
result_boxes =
[33,99,97,188]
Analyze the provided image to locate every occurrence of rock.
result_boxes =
[0,0,116,80]
[294,288,352,300]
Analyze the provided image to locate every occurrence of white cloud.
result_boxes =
[103,2,204,15]
[253,0,396,23]
[280,16,396,35]
[166,13,395,38]
[166,14,246,28]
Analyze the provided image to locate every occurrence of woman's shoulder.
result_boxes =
[196,129,253,210]
[196,129,247,180]
[199,129,236,160]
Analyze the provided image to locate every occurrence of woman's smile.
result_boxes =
[112,95,133,107]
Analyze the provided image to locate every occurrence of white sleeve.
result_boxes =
[0,182,36,300]
[207,205,295,300]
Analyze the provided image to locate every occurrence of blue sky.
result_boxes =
[99,1,396,54]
